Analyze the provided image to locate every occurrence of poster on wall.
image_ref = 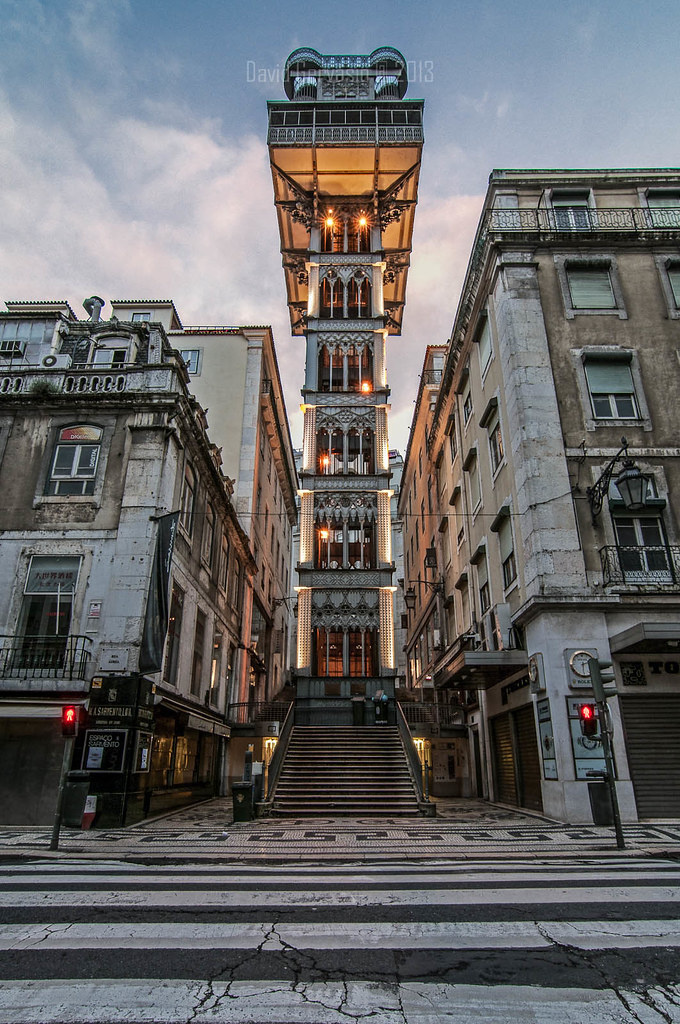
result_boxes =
[82,729,128,772]
[536,698,558,779]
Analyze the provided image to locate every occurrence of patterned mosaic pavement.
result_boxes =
[1,798,680,861]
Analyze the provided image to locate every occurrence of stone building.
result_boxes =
[108,302,299,713]
[405,168,680,820]
[267,47,423,722]
[0,298,256,825]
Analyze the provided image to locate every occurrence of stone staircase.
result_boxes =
[271,725,420,817]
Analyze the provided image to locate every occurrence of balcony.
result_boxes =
[0,363,180,399]
[0,635,92,680]
[600,545,680,588]
[485,206,680,236]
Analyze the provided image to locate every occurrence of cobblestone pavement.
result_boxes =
[1,798,680,861]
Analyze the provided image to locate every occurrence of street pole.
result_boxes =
[596,706,625,850]
[588,657,625,851]
[50,736,74,851]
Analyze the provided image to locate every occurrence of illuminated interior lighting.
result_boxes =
[320,530,329,539]
[361,381,371,393]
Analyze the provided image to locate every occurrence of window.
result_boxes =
[646,190,680,228]
[131,312,151,322]
[463,391,473,425]
[467,456,481,511]
[555,255,626,319]
[584,358,638,419]
[191,610,206,696]
[219,533,230,592]
[15,555,81,670]
[230,556,242,608]
[497,516,517,589]
[613,516,671,584]
[92,345,129,368]
[163,582,184,685]
[668,264,680,307]
[552,191,591,230]
[202,502,215,566]
[477,558,490,614]
[180,464,196,536]
[180,349,201,375]
[567,266,616,309]
[476,317,492,376]
[47,425,102,496]
[488,419,504,474]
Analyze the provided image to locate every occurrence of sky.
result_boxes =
[2,0,680,453]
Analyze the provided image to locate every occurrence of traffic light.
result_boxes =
[61,705,78,737]
[579,703,598,737]
[588,657,616,702]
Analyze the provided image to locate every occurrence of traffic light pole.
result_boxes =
[588,657,625,851]
[50,736,74,852]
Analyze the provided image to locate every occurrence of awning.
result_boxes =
[609,622,680,654]
[0,700,86,718]
[435,648,528,690]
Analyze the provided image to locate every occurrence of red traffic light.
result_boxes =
[579,703,598,737]
[61,705,78,737]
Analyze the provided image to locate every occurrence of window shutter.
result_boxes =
[477,558,488,589]
[668,266,680,306]
[498,516,514,562]
[585,359,634,394]
[567,267,615,308]
[477,318,492,371]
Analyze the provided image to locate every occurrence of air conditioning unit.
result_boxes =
[41,354,72,369]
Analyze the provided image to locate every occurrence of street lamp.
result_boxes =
[586,436,649,523]
[403,578,445,611]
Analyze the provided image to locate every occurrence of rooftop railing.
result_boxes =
[486,206,680,234]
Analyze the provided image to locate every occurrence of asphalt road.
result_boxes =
[1,856,679,1022]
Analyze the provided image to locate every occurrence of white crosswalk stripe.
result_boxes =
[0,857,679,1023]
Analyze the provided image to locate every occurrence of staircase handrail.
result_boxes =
[396,701,427,804]
[264,701,295,801]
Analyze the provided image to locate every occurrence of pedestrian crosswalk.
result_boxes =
[0,857,679,1022]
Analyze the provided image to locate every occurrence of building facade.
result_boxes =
[108,303,299,716]
[0,298,256,825]
[407,169,680,821]
[267,47,423,721]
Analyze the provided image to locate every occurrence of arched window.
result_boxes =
[361,346,373,390]
[347,518,375,568]
[348,629,377,677]
[314,627,343,676]
[347,276,371,318]
[315,520,343,569]
[347,346,361,391]
[317,432,330,474]
[321,216,343,253]
[329,429,344,474]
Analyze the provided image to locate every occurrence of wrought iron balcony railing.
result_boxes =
[399,702,463,728]
[0,635,92,680]
[486,207,680,235]
[600,545,680,587]
[226,700,292,726]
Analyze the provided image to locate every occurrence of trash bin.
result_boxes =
[231,780,254,822]
[588,781,614,826]
[62,771,91,829]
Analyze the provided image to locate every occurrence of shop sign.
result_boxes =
[82,729,128,772]
[134,731,153,773]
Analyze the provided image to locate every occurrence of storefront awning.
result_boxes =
[435,648,528,690]
[609,622,680,654]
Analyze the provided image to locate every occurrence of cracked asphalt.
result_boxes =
[1,853,680,1022]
